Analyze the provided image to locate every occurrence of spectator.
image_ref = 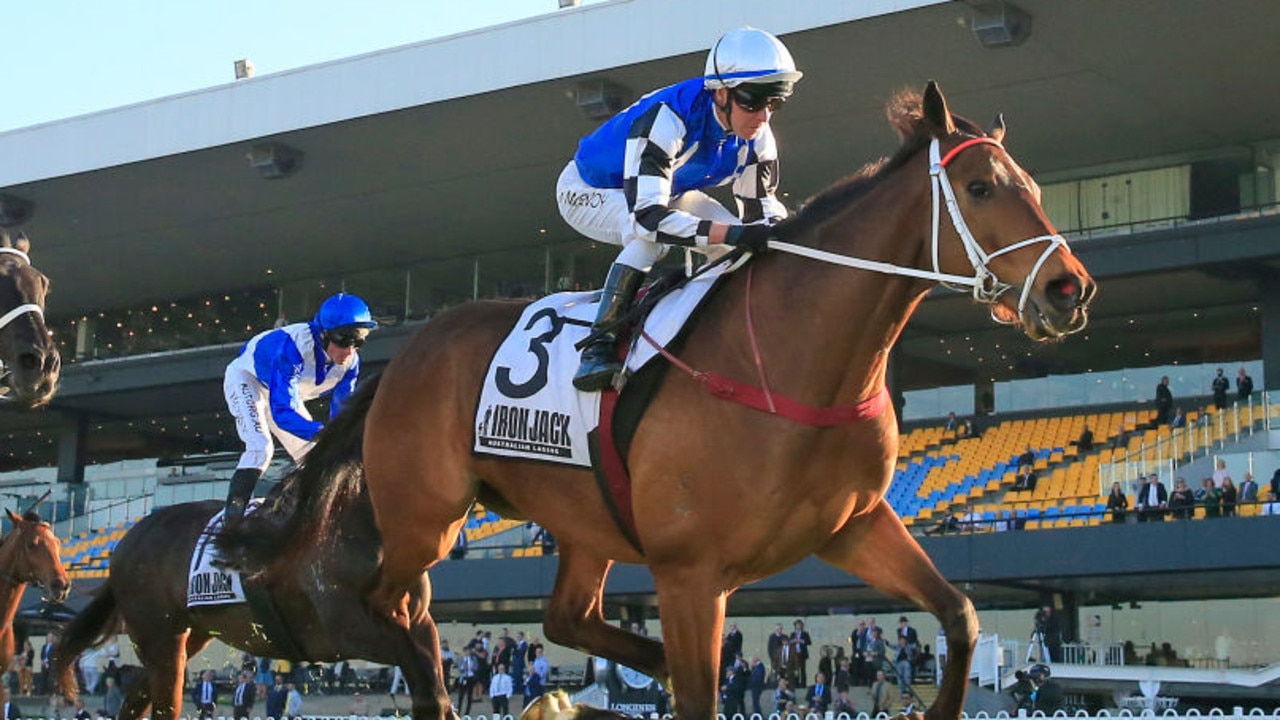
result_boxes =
[1135,473,1168,522]
[284,683,303,719]
[1240,472,1259,505]
[1237,367,1254,403]
[192,670,217,720]
[865,627,887,676]
[1112,425,1130,451]
[1106,482,1129,523]
[831,689,856,716]
[870,670,894,715]
[944,412,958,432]
[805,671,830,713]
[1170,407,1186,429]
[488,663,514,717]
[1168,478,1196,520]
[892,637,913,699]
[1201,478,1223,518]
[1271,468,1280,501]
[1212,367,1230,410]
[1221,476,1239,517]
[748,657,766,716]
[265,675,287,720]
[772,677,795,714]
[1154,375,1173,425]
[1016,445,1036,470]
[78,648,101,696]
[455,646,479,715]
[789,619,812,687]
[1069,425,1094,451]
[1212,458,1231,488]
[522,667,544,708]
[833,656,852,696]
[924,510,960,536]
[1033,606,1063,663]
[100,677,123,720]
[1012,466,1038,492]
[959,504,983,533]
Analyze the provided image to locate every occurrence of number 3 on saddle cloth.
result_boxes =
[474,265,731,552]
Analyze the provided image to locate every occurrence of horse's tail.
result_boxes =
[52,585,120,702]
[219,373,379,575]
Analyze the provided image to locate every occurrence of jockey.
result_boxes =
[556,27,802,391]
[221,293,378,522]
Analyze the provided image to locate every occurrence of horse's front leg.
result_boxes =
[648,567,728,720]
[816,501,977,720]
[543,543,667,681]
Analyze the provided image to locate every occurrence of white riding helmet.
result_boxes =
[703,27,803,92]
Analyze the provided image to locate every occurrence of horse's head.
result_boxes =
[0,232,60,407]
[1,508,71,602]
[896,81,1095,340]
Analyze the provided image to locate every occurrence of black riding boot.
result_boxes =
[223,468,262,523]
[573,263,646,392]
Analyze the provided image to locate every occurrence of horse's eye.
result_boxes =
[967,181,993,200]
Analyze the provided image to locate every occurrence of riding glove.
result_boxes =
[724,224,774,254]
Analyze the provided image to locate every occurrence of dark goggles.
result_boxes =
[327,331,366,349]
[731,86,788,113]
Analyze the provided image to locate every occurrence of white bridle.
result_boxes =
[0,247,44,333]
[768,136,1069,324]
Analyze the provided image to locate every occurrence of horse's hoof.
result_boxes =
[520,690,575,720]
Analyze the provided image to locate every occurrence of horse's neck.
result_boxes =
[756,170,932,403]
[0,576,22,638]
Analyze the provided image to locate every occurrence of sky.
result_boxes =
[4,0,606,133]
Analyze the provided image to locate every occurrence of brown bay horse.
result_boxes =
[52,377,435,720]
[264,82,1095,720]
[0,501,71,672]
[0,231,59,408]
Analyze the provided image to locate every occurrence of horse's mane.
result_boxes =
[214,374,382,575]
[776,88,985,241]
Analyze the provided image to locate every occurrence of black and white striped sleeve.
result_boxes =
[734,126,789,224]
[623,103,713,247]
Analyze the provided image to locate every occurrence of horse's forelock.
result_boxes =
[885,88,925,140]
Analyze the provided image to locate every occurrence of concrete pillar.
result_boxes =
[55,411,87,486]
[1261,283,1280,392]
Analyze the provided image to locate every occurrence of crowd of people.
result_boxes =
[1108,460,1276,523]
[714,616,932,717]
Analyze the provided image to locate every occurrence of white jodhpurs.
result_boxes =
[556,161,738,271]
[223,371,315,471]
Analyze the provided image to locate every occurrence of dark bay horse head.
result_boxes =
[881,81,1096,340]
[0,232,59,408]
[1,506,70,602]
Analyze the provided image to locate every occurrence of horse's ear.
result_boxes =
[5,509,20,525]
[922,80,957,136]
[0,231,9,248]
[13,232,30,254]
[988,113,1007,143]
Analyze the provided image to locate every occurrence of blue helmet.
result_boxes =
[314,293,378,332]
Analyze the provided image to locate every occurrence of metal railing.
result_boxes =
[1098,392,1276,493]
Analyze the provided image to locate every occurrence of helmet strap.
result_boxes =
[713,88,734,129]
